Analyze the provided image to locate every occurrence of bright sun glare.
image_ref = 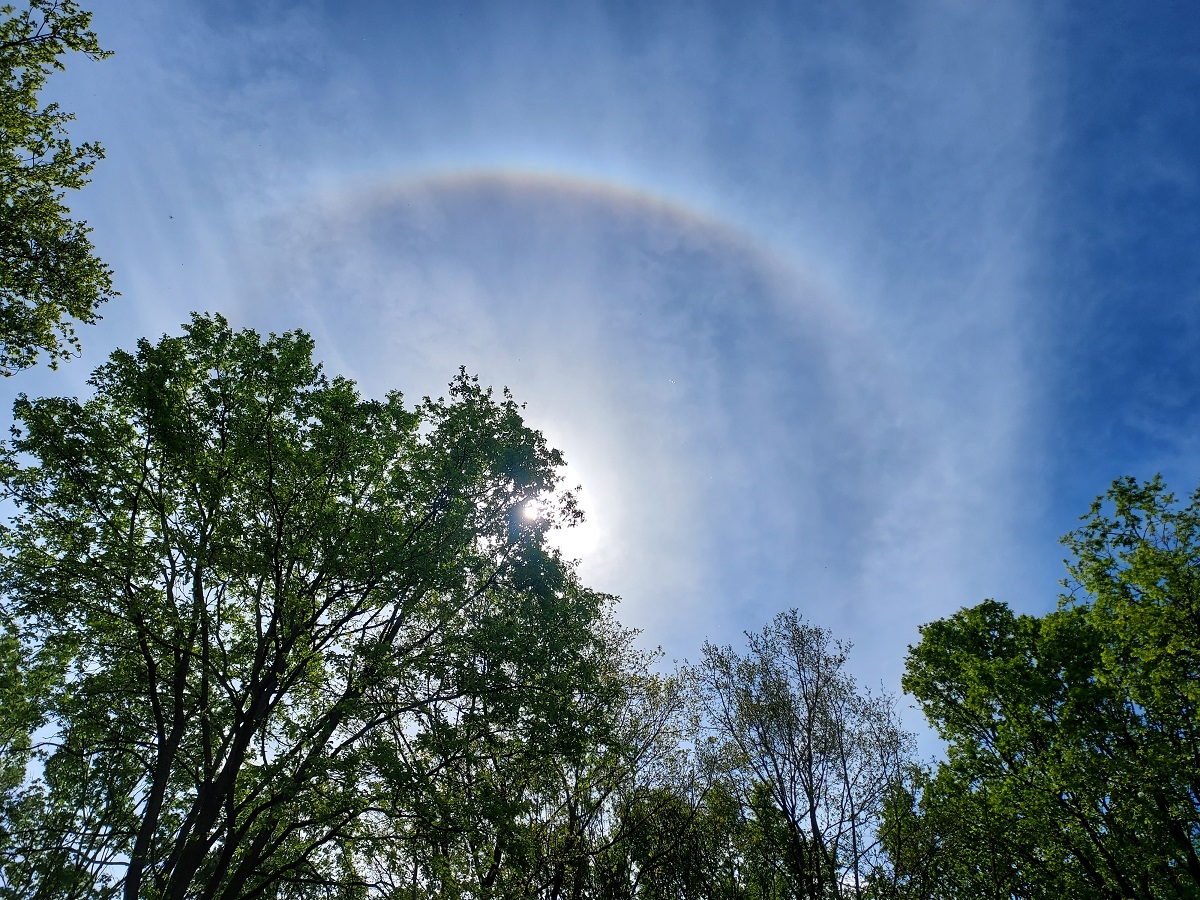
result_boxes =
[520,495,602,563]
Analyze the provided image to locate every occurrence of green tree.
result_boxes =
[898,477,1200,899]
[697,610,913,900]
[1,0,115,373]
[0,314,612,899]
[869,761,1050,900]
[376,616,650,900]
[595,779,747,900]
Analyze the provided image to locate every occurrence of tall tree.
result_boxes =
[899,476,1200,899]
[374,616,657,900]
[1,0,114,373]
[697,610,912,900]
[0,314,612,899]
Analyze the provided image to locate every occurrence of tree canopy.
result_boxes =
[0,314,619,898]
[1,0,115,373]
[890,476,1200,899]
[0,322,1196,898]
[698,610,912,899]
[0,314,916,898]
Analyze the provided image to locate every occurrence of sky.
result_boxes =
[15,0,1200,738]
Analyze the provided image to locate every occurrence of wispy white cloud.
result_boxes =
[12,0,1064,718]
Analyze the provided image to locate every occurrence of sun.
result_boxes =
[518,494,602,562]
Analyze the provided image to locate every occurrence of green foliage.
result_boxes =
[1,0,115,373]
[0,314,611,899]
[2,311,929,899]
[896,476,1200,900]
[377,617,667,900]
[594,780,745,900]
[871,754,1063,900]
[15,319,1195,899]
[697,610,913,900]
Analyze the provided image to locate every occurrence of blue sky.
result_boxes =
[17,0,1200,731]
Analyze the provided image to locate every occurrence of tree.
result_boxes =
[697,610,913,900]
[870,758,1055,900]
[1,0,115,373]
[0,314,614,899]
[374,616,662,900]
[898,476,1200,899]
[595,778,747,900]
